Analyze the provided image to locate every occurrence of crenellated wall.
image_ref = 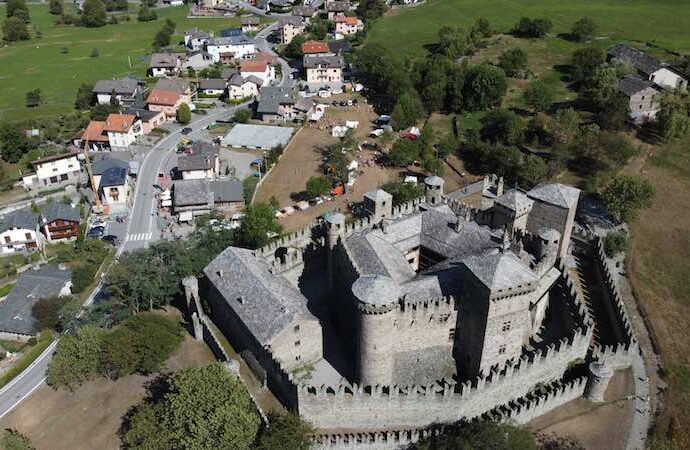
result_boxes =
[297,325,591,430]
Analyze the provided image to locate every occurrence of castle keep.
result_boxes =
[201,175,637,446]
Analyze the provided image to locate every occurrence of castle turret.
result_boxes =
[352,274,399,385]
[363,189,393,223]
[424,176,444,206]
[537,227,561,261]
[585,361,614,402]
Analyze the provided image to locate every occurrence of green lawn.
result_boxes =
[368,0,690,59]
[0,5,242,121]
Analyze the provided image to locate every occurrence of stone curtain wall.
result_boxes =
[592,238,638,369]
[297,326,591,429]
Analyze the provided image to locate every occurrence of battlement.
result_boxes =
[256,223,322,257]
[559,261,595,329]
[399,295,455,312]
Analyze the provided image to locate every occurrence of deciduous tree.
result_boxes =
[498,47,528,78]
[2,16,29,41]
[46,325,105,389]
[49,0,63,15]
[571,47,604,82]
[176,103,191,124]
[523,79,554,112]
[571,17,597,42]
[235,203,282,249]
[81,0,107,28]
[255,412,314,450]
[306,176,331,198]
[601,175,655,222]
[462,64,507,111]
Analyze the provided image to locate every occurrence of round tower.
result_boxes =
[424,176,444,206]
[585,361,614,402]
[352,274,399,385]
[536,227,561,260]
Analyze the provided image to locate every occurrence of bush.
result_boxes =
[523,80,554,112]
[137,5,157,22]
[1,429,34,450]
[380,181,424,206]
[603,231,629,257]
[31,295,73,331]
[305,176,331,198]
[571,17,597,42]
[176,103,191,124]
[47,325,104,389]
[601,176,656,222]
[512,17,552,38]
[498,47,528,78]
[232,108,252,123]
[71,263,98,294]
[255,412,314,450]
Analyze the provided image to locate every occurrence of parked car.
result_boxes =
[101,235,119,246]
[181,127,193,135]
[87,226,105,238]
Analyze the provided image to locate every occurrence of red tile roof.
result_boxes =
[335,15,358,25]
[82,121,109,142]
[240,60,268,73]
[147,89,181,107]
[301,40,330,54]
[103,114,136,133]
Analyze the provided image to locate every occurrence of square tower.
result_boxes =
[363,188,393,223]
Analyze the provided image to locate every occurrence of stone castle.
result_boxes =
[198,175,638,448]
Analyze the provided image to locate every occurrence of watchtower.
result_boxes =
[424,176,444,206]
[363,189,393,223]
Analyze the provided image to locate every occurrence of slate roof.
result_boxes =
[303,54,344,69]
[185,28,212,39]
[99,166,128,188]
[327,40,352,55]
[178,141,219,171]
[495,189,533,214]
[351,274,399,306]
[221,27,244,37]
[326,1,350,12]
[364,188,392,203]
[149,53,183,68]
[527,183,580,209]
[91,157,129,175]
[210,179,244,203]
[123,107,163,122]
[30,151,79,167]
[92,79,139,95]
[204,246,315,345]
[292,5,316,17]
[619,74,656,96]
[198,79,227,91]
[280,16,304,27]
[462,249,536,292]
[174,179,213,207]
[0,208,38,233]
[208,35,256,46]
[257,86,296,114]
[0,265,72,336]
[40,202,80,224]
[607,43,664,76]
[154,78,191,94]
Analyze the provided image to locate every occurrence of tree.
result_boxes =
[122,363,261,450]
[547,108,581,145]
[176,103,191,124]
[306,176,331,198]
[233,108,252,123]
[356,0,387,22]
[1,429,34,450]
[90,102,119,120]
[391,90,423,130]
[601,175,656,222]
[571,17,597,42]
[581,65,619,110]
[306,16,328,40]
[523,80,554,112]
[255,412,314,450]
[235,203,282,249]
[512,17,551,38]
[387,139,420,167]
[354,43,411,108]
[656,92,690,141]
[571,47,605,82]
[437,25,467,59]
[603,231,629,257]
[596,92,629,130]
[153,21,174,47]
[518,154,547,187]
[2,16,29,41]
[25,89,41,107]
[72,263,97,293]
[380,181,424,205]
[49,0,63,15]
[0,123,32,163]
[445,66,466,113]
[137,5,157,22]
[6,0,29,21]
[47,325,105,389]
[470,17,491,40]
[104,0,127,11]
[417,421,538,450]
[75,83,94,110]
[283,34,305,59]
[498,47,528,78]
[81,0,107,27]
[480,109,526,145]
[31,296,73,331]
[418,58,449,112]
[462,64,507,111]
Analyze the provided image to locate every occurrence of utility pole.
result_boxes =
[82,139,103,213]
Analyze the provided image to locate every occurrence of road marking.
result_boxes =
[0,376,46,421]
[125,232,153,242]
[0,340,57,398]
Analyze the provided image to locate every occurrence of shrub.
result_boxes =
[603,231,629,257]
[512,17,552,38]
[31,295,73,331]
[46,325,105,389]
[1,429,34,450]
[498,47,528,78]
[71,263,98,293]
[232,108,252,123]
[305,176,331,198]
[380,181,424,206]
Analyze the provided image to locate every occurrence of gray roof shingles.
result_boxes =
[527,183,580,209]
[40,202,81,224]
[0,208,38,233]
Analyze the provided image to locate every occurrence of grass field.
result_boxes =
[0,5,241,121]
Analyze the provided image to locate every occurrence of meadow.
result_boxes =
[0,5,240,121]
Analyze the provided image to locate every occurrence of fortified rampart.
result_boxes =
[297,325,591,429]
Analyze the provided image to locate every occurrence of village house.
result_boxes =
[39,202,81,242]
[147,90,184,120]
[0,209,40,255]
[92,78,141,106]
[81,120,110,151]
[279,16,305,44]
[182,51,215,72]
[268,0,294,14]
[22,151,81,190]
[227,73,261,100]
[241,16,261,33]
[325,1,350,20]
[184,28,213,51]
[103,113,143,151]
[334,14,363,37]
[123,108,166,134]
[303,54,344,84]
[91,158,131,207]
[178,141,220,180]
[256,86,314,123]
[149,53,184,77]
[198,79,228,96]
[618,75,661,122]
[301,40,332,55]
[292,5,317,21]
[0,265,72,342]
[607,43,688,91]
[239,60,275,86]
[206,35,256,63]
[172,178,244,222]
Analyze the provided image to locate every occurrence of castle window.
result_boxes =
[501,321,511,332]
[448,329,455,341]
[498,345,506,355]
[295,355,301,361]
[294,340,301,347]
[294,325,300,332]
[236,296,244,304]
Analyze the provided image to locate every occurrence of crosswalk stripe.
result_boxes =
[125,232,154,242]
